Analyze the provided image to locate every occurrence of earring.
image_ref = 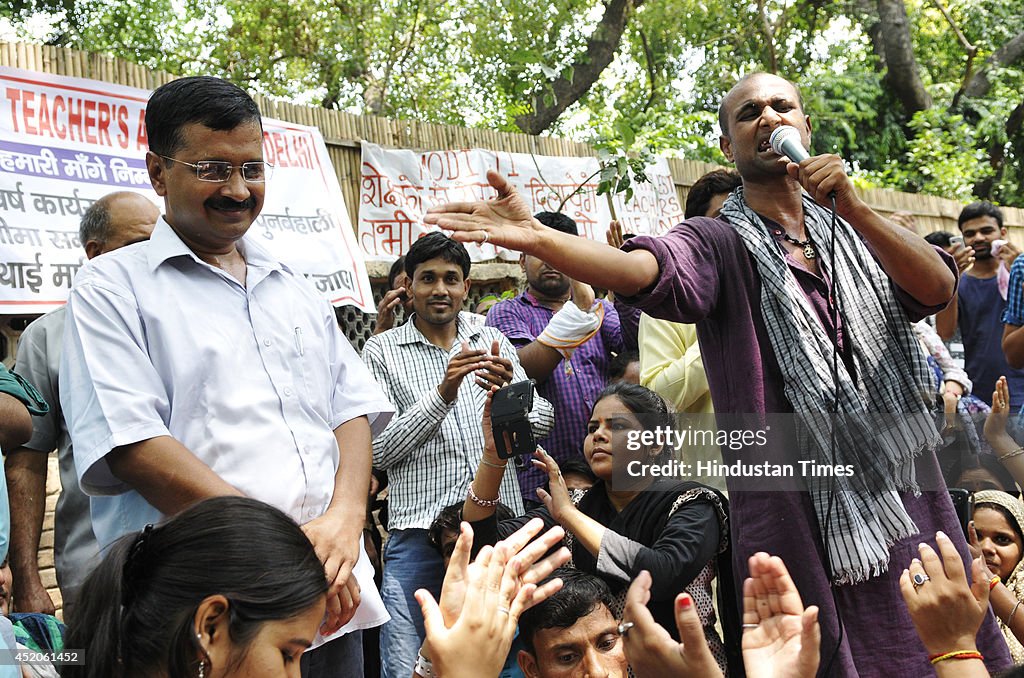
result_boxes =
[196,633,206,678]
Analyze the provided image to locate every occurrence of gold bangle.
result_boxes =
[999,446,1024,461]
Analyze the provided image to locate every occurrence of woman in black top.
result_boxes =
[463,382,740,675]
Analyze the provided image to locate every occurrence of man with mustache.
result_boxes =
[59,76,394,677]
[486,212,623,507]
[362,232,553,678]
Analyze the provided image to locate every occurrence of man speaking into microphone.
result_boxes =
[424,72,1011,675]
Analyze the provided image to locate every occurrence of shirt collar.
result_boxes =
[395,311,484,347]
[145,216,288,275]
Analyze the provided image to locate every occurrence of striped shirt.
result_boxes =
[1004,255,1024,326]
[363,312,554,529]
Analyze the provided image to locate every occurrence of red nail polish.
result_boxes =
[678,594,692,610]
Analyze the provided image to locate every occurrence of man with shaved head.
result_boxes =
[424,72,1011,674]
[6,191,158,621]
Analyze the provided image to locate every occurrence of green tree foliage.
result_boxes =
[3,0,1023,205]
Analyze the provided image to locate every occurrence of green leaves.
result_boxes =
[3,0,1023,205]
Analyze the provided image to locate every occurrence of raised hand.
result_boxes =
[606,220,626,249]
[898,531,988,657]
[417,518,569,678]
[999,240,1021,268]
[741,552,820,678]
[475,339,514,390]
[620,570,724,678]
[533,449,574,523]
[372,287,407,335]
[984,376,1012,445]
[439,341,488,403]
[948,242,976,275]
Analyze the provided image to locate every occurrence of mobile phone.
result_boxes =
[949,488,974,539]
[950,235,965,247]
[490,380,536,459]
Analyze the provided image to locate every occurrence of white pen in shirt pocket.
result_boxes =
[294,326,304,356]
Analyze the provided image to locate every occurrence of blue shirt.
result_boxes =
[960,273,1024,408]
[1003,256,1024,326]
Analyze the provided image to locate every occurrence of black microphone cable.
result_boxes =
[820,190,847,676]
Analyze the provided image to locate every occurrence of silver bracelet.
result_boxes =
[414,652,434,677]
[480,457,508,470]
[1009,600,1023,627]
[467,482,501,508]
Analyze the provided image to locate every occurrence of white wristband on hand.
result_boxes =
[414,652,434,677]
[537,301,604,361]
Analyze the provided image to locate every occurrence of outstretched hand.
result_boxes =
[742,552,820,678]
[898,531,989,657]
[984,376,1012,446]
[416,518,570,678]
[620,570,724,678]
[423,171,546,253]
[533,449,574,524]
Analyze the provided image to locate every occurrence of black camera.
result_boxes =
[490,380,537,459]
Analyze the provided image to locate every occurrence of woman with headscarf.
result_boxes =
[973,489,1024,663]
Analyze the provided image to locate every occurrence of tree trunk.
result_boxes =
[876,0,931,115]
[514,0,641,135]
[974,98,1024,199]
[964,31,1024,98]
[853,0,887,71]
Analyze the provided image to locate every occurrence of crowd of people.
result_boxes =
[1,70,1024,678]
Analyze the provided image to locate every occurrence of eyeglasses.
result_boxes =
[160,155,274,183]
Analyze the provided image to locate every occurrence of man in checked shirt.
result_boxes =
[362,232,553,678]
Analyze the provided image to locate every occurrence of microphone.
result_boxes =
[769,125,809,163]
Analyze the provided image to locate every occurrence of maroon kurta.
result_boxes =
[621,216,1012,676]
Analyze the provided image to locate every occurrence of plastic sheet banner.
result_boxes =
[358,142,685,262]
[0,66,374,314]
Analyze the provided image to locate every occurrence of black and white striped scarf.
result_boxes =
[720,188,941,585]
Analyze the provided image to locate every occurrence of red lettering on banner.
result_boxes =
[36,94,52,137]
[67,97,83,143]
[21,91,38,134]
[3,86,136,148]
[262,131,314,170]
[494,151,519,177]
[136,110,148,150]
[83,99,97,144]
[116,106,129,148]
[97,101,112,146]
[52,96,66,140]
[5,87,22,133]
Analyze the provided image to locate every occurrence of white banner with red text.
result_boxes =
[358,142,685,262]
[0,66,374,314]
